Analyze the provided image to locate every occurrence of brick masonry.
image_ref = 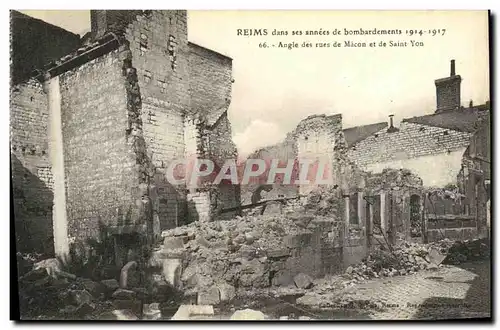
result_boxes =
[435,75,461,113]
[10,79,54,254]
[348,122,472,187]
[59,50,139,240]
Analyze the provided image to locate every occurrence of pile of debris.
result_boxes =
[342,243,435,284]
[159,212,322,305]
[17,257,177,320]
[431,238,490,265]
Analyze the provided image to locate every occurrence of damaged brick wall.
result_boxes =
[206,112,241,219]
[295,114,364,195]
[242,133,298,205]
[188,42,232,115]
[59,49,141,241]
[188,38,239,219]
[10,79,54,254]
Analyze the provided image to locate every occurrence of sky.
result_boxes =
[19,10,490,156]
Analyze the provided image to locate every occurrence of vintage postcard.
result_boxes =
[10,10,491,321]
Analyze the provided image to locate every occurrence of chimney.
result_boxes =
[90,10,145,40]
[434,59,462,113]
[90,10,108,40]
[387,114,399,133]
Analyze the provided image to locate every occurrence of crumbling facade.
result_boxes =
[10,10,240,262]
[345,60,490,244]
[347,60,490,188]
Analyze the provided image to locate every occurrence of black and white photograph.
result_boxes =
[9,9,492,321]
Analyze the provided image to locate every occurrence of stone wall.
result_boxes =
[124,10,190,230]
[425,215,477,242]
[294,114,362,195]
[10,79,54,254]
[59,50,141,241]
[364,169,424,244]
[188,42,232,117]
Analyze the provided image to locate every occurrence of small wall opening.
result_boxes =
[410,194,422,237]
[349,192,359,225]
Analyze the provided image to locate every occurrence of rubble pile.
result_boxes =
[431,238,490,265]
[17,257,176,320]
[301,185,344,217]
[160,213,321,304]
[342,243,434,283]
[318,237,491,289]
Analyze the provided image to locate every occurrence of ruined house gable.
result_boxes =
[348,122,472,168]
[295,114,343,156]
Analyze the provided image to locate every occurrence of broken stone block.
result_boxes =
[241,246,259,261]
[70,289,94,306]
[50,277,70,289]
[101,279,120,292]
[197,286,220,305]
[233,234,245,245]
[112,299,142,311]
[120,261,139,289]
[345,266,354,274]
[164,236,185,250]
[33,258,62,277]
[20,267,48,282]
[112,288,137,300]
[294,273,313,289]
[60,305,78,315]
[143,302,161,320]
[171,305,214,320]
[162,258,182,288]
[217,282,236,302]
[263,202,282,215]
[111,309,139,320]
[245,233,255,245]
[230,308,267,320]
[239,259,270,288]
[195,235,211,248]
[75,302,96,317]
[266,248,290,259]
[428,263,439,271]
[80,279,103,298]
[31,275,51,289]
[272,270,294,287]
[284,233,312,248]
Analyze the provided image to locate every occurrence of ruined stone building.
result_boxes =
[243,59,489,248]
[345,60,490,243]
[347,60,490,188]
[10,10,240,263]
